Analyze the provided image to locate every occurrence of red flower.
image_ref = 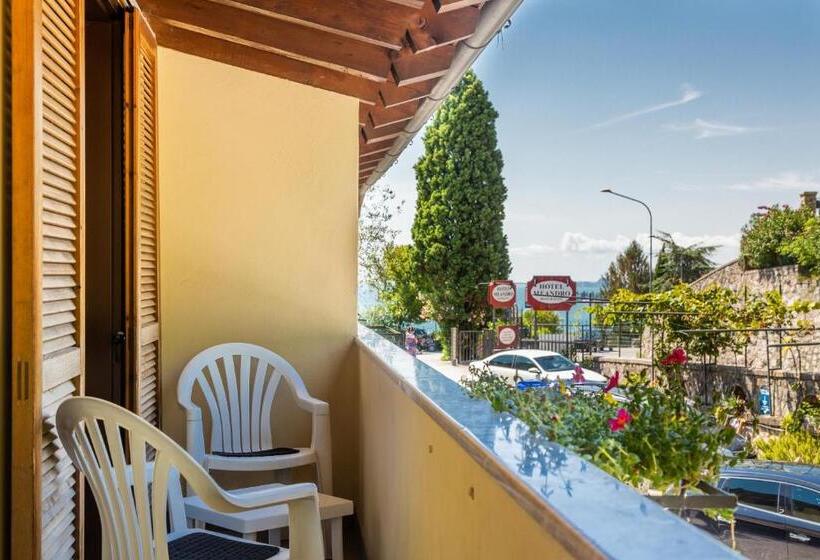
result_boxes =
[572,364,586,383]
[603,370,620,393]
[608,408,632,432]
[661,347,688,366]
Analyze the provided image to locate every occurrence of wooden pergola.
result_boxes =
[136,0,498,192]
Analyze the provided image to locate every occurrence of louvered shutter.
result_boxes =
[125,10,161,428]
[12,0,85,558]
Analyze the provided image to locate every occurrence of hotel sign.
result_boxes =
[526,276,576,311]
[487,280,516,309]
[496,325,519,348]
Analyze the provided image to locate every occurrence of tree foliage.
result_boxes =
[376,245,423,328]
[740,205,813,270]
[599,240,650,300]
[652,231,717,291]
[358,183,404,292]
[522,309,561,336]
[412,70,511,333]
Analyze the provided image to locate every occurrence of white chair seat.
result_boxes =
[168,529,288,559]
[207,448,317,472]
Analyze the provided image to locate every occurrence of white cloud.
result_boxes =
[509,243,557,257]
[512,231,739,258]
[559,232,633,253]
[588,84,702,129]
[727,172,820,191]
[666,118,760,139]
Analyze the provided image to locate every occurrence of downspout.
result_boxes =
[358,0,525,204]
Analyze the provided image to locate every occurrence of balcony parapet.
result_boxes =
[357,325,737,559]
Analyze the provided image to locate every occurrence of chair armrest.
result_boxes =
[221,482,319,510]
[297,396,329,415]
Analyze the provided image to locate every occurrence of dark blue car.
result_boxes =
[693,461,820,559]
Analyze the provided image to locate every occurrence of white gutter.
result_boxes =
[359,0,525,202]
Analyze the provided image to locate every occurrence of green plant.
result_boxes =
[754,431,820,464]
[740,205,813,270]
[521,309,561,335]
[462,366,736,494]
[592,285,794,361]
[652,231,717,291]
[781,216,820,276]
[412,70,511,346]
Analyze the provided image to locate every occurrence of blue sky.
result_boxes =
[374,0,820,281]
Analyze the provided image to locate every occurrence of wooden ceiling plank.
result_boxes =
[433,0,485,13]
[368,101,419,128]
[213,0,417,50]
[360,153,387,165]
[378,78,438,107]
[391,45,456,86]
[406,6,480,53]
[151,21,380,104]
[361,139,395,155]
[362,119,407,144]
[385,0,425,8]
[140,0,392,81]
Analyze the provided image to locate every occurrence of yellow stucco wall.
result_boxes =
[157,49,359,483]
[357,346,574,560]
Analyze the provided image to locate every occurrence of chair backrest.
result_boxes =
[56,397,225,559]
[177,343,312,454]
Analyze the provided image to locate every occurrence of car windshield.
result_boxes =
[534,355,575,372]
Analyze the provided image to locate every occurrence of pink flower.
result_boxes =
[572,364,586,383]
[603,370,620,393]
[608,408,632,432]
[661,347,688,366]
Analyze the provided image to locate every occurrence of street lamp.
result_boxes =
[601,188,654,291]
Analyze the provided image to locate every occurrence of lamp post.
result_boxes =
[602,188,656,380]
[601,188,654,291]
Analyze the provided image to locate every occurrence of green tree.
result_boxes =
[600,240,650,300]
[412,70,511,342]
[740,205,813,269]
[358,183,405,293]
[378,245,423,328]
[652,231,717,291]
[522,309,561,336]
[780,215,820,276]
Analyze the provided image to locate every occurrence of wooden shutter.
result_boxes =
[125,10,161,428]
[11,0,85,558]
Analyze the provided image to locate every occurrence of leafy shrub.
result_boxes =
[463,366,735,494]
[753,431,820,464]
[740,205,813,270]
[781,216,820,276]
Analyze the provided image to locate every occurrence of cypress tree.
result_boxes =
[412,70,511,340]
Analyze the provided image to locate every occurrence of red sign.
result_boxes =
[526,276,576,311]
[487,280,516,309]
[496,325,519,348]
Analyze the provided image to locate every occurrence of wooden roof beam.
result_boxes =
[210,0,418,50]
[385,0,425,8]
[151,21,381,104]
[434,0,486,13]
[368,101,419,128]
[140,0,392,81]
[360,139,395,156]
[391,45,456,86]
[378,78,438,107]
[406,6,480,53]
[361,120,407,144]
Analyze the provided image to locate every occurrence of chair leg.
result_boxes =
[242,532,258,542]
[330,518,343,560]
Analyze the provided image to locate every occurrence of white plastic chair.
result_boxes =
[56,396,324,560]
[177,343,332,493]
